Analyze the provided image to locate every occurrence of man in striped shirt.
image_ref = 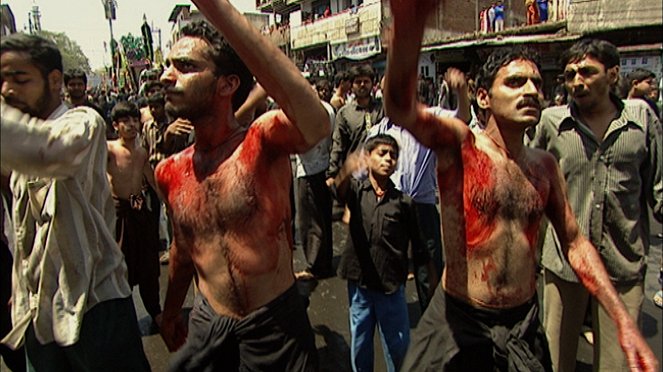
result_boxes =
[530,39,662,372]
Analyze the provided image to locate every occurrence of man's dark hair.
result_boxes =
[349,64,376,83]
[315,79,332,92]
[627,68,655,85]
[560,39,620,70]
[334,71,350,87]
[111,101,140,122]
[64,68,88,86]
[475,47,540,92]
[143,80,163,95]
[147,92,165,107]
[0,33,63,79]
[180,20,252,111]
[365,134,399,157]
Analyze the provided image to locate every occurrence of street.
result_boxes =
[135,218,663,372]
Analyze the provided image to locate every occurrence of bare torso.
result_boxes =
[107,140,149,200]
[438,133,550,308]
[156,117,296,319]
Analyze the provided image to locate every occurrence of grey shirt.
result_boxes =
[327,99,384,178]
[529,96,662,283]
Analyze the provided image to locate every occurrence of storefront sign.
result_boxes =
[331,36,381,60]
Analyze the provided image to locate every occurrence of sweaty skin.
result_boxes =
[107,120,157,200]
[384,0,658,369]
[431,116,549,308]
[156,111,306,319]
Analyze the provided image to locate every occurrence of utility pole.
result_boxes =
[475,0,479,31]
[102,0,117,87]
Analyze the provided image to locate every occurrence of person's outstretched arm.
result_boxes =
[192,0,328,150]
[543,152,658,372]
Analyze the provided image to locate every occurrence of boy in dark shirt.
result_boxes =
[333,134,434,372]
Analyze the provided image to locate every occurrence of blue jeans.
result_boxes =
[347,282,410,372]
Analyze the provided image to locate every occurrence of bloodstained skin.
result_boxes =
[461,139,498,252]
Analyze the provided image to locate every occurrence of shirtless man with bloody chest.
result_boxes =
[384,0,657,371]
[154,0,329,370]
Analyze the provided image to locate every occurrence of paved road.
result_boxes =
[134,218,662,372]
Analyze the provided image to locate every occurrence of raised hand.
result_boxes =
[389,0,438,26]
[444,67,468,93]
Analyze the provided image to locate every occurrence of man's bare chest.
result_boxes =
[462,149,547,222]
[169,160,259,234]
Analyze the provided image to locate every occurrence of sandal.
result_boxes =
[653,290,663,309]
[295,270,316,281]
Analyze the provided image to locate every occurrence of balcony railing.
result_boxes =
[290,1,382,50]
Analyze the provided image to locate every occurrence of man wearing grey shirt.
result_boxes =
[529,39,662,372]
[1,33,149,371]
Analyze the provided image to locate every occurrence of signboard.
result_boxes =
[331,36,381,60]
[345,17,359,34]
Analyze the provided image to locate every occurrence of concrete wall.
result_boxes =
[568,0,663,33]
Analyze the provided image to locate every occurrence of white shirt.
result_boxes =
[0,102,131,348]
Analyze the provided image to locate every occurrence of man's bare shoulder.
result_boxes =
[525,147,560,177]
[155,146,194,184]
[106,139,121,153]
[248,109,309,153]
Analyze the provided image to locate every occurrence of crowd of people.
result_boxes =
[0,0,661,371]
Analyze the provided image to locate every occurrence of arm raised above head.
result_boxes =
[384,0,468,151]
[383,0,431,130]
[192,0,329,148]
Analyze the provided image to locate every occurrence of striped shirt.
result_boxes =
[0,102,131,348]
[141,117,194,169]
[529,96,663,283]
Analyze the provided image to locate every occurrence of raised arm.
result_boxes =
[445,67,470,124]
[333,150,366,204]
[235,82,268,128]
[383,0,432,130]
[543,153,658,372]
[384,0,468,151]
[191,0,328,148]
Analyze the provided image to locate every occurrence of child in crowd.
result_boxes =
[107,101,163,326]
[333,134,434,372]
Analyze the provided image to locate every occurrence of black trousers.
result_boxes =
[412,202,443,312]
[294,171,334,278]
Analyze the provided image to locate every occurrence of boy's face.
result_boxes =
[368,144,398,178]
[113,116,140,140]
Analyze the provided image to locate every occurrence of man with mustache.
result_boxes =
[383,1,657,370]
[530,39,662,372]
[1,33,150,370]
[155,0,329,369]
